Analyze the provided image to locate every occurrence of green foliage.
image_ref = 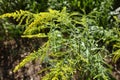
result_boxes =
[111,16,120,63]
[48,0,112,13]
[1,0,120,79]
[0,7,114,79]
[113,49,120,63]
[0,0,48,14]
[0,0,113,40]
[0,21,24,40]
[48,0,113,28]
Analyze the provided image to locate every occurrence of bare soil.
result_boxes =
[0,38,47,80]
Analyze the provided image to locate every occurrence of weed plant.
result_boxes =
[0,0,120,80]
[0,0,48,40]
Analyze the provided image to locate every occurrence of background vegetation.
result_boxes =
[0,0,120,80]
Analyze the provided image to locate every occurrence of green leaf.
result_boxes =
[113,49,120,63]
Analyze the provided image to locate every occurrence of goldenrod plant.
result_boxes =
[0,0,48,40]
[1,0,120,79]
[0,7,115,79]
